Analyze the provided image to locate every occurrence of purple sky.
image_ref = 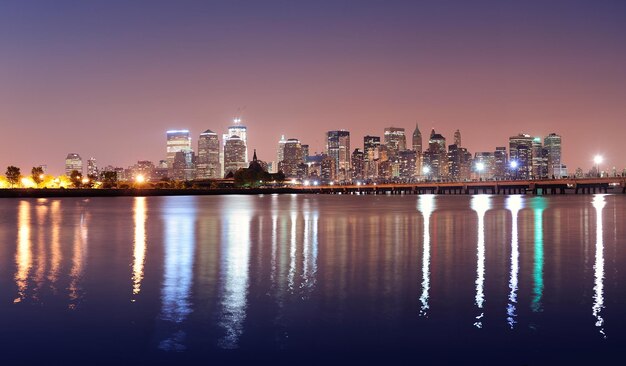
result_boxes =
[2,0,626,175]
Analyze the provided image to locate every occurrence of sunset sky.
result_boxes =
[2,0,626,175]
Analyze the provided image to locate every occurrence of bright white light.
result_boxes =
[136,174,145,183]
[303,180,310,186]
[423,166,431,174]
[356,181,362,186]
[81,178,90,184]
[329,182,334,186]
[290,179,297,185]
[476,162,485,172]
[510,161,518,169]
[594,155,603,165]
[313,181,319,186]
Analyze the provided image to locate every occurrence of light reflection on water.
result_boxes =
[2,194,624,361]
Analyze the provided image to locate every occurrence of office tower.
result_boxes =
[493,147,507,180]
[509,134,533,179]
[65,153,83,176]
[412,124,422,153]
[279,138,304,178]
[425,130,447,179]
[223,135,247,176]
[196,130,221,179]
[531,137,548,179]
[87,157,98,178]
[364,135,381,180]
[301,144,310,161]
[132,161,155,180]
[398,150,417,181]
[277,134,287,167]
[454,129,462,147]
[473,152,495,180]
[383,127,406,156]
[222,118,248,162]
[172,151,195,180]
[544,133,562,178]
[166,130,192,170]
[320,155,337,182]
[447,145,472,181]
[326,130,350,181]
[351,148,365,181]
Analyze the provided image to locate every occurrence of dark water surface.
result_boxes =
[0,194,625,365]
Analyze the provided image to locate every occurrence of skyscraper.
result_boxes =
[87,157,98,178]
[351,148,365,181]
[509,134,533,179]
[222,118,248,161]
[326,130,350,181]
[166,130,192,169]
[277,134,287,167]
[544,133,562,178]
[223,135,247,176]
[412,124,422,153]
[493,147,508,180]
[383,127,406,156]
[279,138,304,178]
[196,129,220,179]
[424,130,447,179]
[363,135,381,180]
[454,129,462,147]
[65,153,83,176]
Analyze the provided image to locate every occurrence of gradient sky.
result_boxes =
[2,0,626,175]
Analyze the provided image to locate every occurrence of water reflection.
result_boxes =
[159,197,196,351]
[48,200,62,291]
[34,199,49,300]
[592,194,606,338]
[471,195,491,328]
[506,195,523,328]
[132,197,147,297]
[418,195,435,316]
[301,199,318,296]
[531,197,547,313]
[14,200,32,303]
[217,197,252,349]
[69,201,89,309]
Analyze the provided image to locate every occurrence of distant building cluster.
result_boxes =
[61,117,620,184]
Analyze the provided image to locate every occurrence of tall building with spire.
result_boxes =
[277,134,287,167]
[412,124,422,153]
[454,129,462,147]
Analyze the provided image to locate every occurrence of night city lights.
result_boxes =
[1,1,626,365]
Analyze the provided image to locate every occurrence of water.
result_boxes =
[0,194,625,365]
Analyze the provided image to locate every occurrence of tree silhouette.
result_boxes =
[70,170,82,188]
[31,166,44,186]
[5,166,21,187]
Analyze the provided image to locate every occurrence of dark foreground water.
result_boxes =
[0,194,625,365]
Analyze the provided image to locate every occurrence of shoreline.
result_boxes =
[0,188,302,198]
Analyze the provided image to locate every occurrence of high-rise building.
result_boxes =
[383,127,406,156]
[448,145,472,181]
[87,157,98,178]
[531,137,548,179]
[473,152,495,180]
[65,153,83,176]
[326,130,350,181]
[166,130,192,170]
[454,129,462,147]
[196,130,221,179]
[364,135,381,180]
[412,124,422,153]
[223,135,247,176]
[509,134,534,179]
[222,118,248,161]
[424,130,447,179]
[320,155,337,182]
[544,133,562,178]
[172,151,195,180]
[277,134,287,167]
[351,148,365,181]
[279,138,304,178]
[398,150,417,181]
[493,147,508,180]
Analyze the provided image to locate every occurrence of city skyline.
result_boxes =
[2,1,626,174]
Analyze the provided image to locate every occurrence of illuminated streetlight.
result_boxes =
[594,155,603,177]
[136,174,145,184]
[423,166,431,181]
[476,162,485,181]
[510,161,518,180]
